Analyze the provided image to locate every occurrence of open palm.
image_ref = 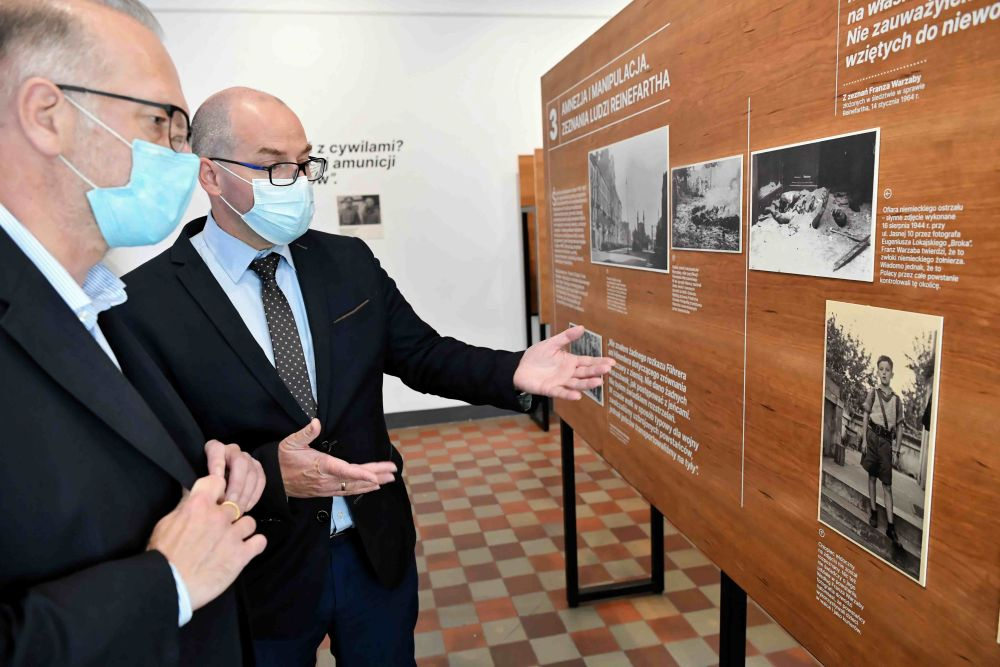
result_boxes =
[513,326,615,400]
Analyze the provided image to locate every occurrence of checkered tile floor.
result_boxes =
[317,415,819,666]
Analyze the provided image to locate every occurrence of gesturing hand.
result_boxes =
[278,419,398,498]
[204,440,266,515]
[512,325,615,400]
[148,475,266,612]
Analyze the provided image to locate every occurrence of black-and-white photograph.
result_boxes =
[671,155,743,253]
[589,126,670,273]
[818,301,942,585]
[750,129,879,281]
[569,323,604,405]
[337,194,383,238]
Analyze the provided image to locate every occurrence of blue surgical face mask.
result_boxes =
[59,95,200,248]
[214,162,315,246]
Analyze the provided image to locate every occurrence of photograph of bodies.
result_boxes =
[588,126,670,273]
[569,324,605,405]
[750,129,879,281]
[819,301,943,585]
[337,194,383,238]
[671,155,743,253]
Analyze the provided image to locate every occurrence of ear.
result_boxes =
[199,157,223,196]
[17,78,72,157]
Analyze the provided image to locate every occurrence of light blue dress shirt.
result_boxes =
[190,213,354,534]
[0,203,193,627]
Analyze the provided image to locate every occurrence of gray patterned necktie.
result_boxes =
[249,253,317,419]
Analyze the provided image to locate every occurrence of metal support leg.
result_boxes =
[562,419,664,607]
[719,571,748,666]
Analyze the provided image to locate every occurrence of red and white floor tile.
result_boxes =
[317,416,819,667]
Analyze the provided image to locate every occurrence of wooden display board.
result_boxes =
[518,154,539,316]
[534,148,555,325]
[540,1,999,664]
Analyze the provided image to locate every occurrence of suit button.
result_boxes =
[318,440,331,453]
[316,510,330,523]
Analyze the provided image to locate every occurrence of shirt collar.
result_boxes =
[202,212,295,282]
[0,201,126,331]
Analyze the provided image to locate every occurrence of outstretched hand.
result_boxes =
[512,325,615,400]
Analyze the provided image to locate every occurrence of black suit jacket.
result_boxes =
[0,229,245,665]
[118,218,523,638]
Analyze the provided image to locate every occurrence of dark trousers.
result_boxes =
[252,532,418,667]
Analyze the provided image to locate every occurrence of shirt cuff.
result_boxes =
[169,563,194,627]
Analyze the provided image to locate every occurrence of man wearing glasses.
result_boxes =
[118,86,613,666]
[0,1,386,664]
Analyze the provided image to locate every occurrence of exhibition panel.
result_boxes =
[539,0,999,663]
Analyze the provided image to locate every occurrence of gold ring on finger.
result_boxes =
[221,500,242,522]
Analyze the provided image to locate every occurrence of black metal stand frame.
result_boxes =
[560,419,749,664]
[561,420,663,606]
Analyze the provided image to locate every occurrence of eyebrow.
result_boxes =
[255,144,314,158]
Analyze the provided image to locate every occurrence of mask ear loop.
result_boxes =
[58,92,133,189]
[212,160,255,221]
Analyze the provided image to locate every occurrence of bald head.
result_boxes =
[191,87,296,159]
[194,87,313,249]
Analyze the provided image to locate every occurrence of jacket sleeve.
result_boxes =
[352,239,524,411]
[248,441,292,522]
[0,551,179,666]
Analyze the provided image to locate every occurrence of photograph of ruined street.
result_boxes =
[750,129,879,281]
[819,300,942,585]
[588,126,670,273]
[569,324,604,405]
[671,155,743,253]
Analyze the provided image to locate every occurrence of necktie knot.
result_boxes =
[250,253,281,283]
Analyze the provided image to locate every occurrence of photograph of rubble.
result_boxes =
[671,155,743,253]
[818,300,942,585]
[569,323,605,405]
[749,129,879,281]
[589,126,670,273]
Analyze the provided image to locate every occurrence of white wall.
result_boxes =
[109,0,627,413]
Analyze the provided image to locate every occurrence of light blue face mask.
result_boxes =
[59,95,200,248]
[214,161,315,246]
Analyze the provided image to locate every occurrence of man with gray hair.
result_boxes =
[0,1,386,664]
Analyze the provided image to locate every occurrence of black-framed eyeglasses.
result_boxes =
[56,84,192,152]
[209,157,328,186]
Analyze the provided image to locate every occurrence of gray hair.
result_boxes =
[190,96,234,158]
[191,88,288,158]
[0,1,161,105]
[92,0,163,38]
[0,2,90,103]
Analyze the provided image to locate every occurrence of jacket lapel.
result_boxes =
[171,219,309,424]
[290,233,368,429]
[0,238,196,487]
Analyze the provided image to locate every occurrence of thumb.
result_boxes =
[280,418,321,450]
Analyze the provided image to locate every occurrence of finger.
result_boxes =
[245,459,266,512]
[552,387,583,401]
[324,458,379,484]
[280,418,321,450]
[232,515,258,540]
[190,474,227,502]
[572,363,613,379]
[358,461,398,476]
[335,482,379,496]
[225,449,249,504]
[375,472,397,485]
[233,454,261,511]
[204,439,227,477]
[547,325,583,349]
[241,534,267,560]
